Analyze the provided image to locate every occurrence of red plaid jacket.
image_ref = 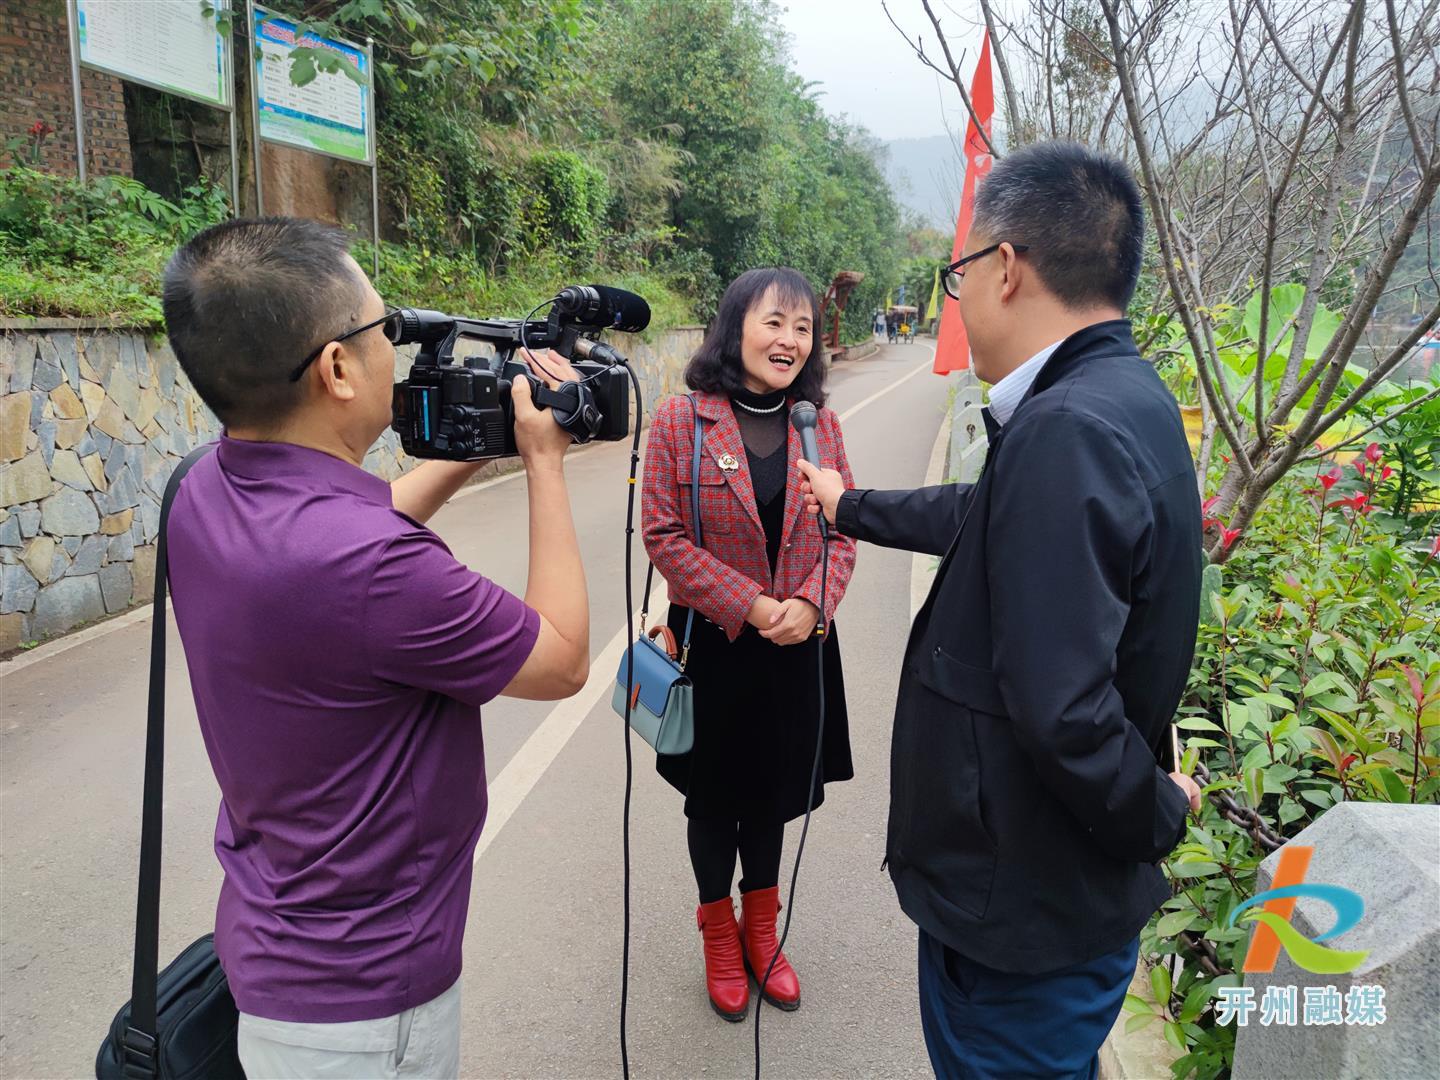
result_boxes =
[641,391,857,641]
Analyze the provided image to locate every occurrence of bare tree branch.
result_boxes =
[882,0,1002,159]
[979,0,1023,143]
[917,0,1439,557]
[1253,0,1336,117]
[1384,0,1431,163]
[1298,384,1440,463]
[1311,298,1440,438]
[1284,151,1440,422]
[1100,0,1256,479]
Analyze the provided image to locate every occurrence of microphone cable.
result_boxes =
[618,360,645,1080]
[752,528,829,1080]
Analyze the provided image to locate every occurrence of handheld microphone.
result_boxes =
[789,401,828,538]
[554,284,652,333]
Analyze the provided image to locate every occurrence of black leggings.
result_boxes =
[688,818,784,904]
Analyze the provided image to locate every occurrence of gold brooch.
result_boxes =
[718,454,739,472]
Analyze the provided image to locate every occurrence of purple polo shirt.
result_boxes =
[166,437,539,1023]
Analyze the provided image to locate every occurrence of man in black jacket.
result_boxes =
[800,142,1203,1079]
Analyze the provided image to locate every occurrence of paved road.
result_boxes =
[1,343,950,1079]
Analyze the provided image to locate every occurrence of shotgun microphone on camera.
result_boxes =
[554,285,652,333]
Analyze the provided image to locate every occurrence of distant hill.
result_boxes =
[883,134,961,230]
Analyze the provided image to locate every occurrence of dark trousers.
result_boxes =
[917,929,1137,1080]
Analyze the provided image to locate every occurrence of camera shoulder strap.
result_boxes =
[125,441,216,1065]
[641,395,701,652]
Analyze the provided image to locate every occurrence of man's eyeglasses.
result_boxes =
[942,243,1031,301]
[289,307,404,382]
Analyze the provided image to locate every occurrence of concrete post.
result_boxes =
[1231,803,1440,1080]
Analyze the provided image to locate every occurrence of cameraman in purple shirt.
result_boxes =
[160,217,590,1078]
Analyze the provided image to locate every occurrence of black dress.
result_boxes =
[658,391,853,824]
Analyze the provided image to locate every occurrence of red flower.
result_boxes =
[1220,527,1241,550]
[1380,466,1393,482]
[1221,454,1232,465]
[1354,460,1367,477]
[1365,443,1383,463]
[1330,493,1371,515]
[27,120,52,138]
[1319,466,1342,491]
[1200,495,1222,529]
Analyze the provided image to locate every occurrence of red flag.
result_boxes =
[934,31,995,375]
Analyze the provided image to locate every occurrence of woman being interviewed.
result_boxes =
[641,268,857,1022]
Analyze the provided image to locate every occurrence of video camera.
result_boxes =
[390,285,648,460]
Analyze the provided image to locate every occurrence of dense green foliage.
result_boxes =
[4,0,907,342]
[255,0,906,333]
[1120,446,1440,1078]
[0,163,686,330]
[591,0,902,333]
[366,0,906,334]
[0,165,229,323]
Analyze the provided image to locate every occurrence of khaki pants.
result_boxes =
[236,979,461,1079]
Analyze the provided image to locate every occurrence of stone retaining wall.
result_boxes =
[0,321,706,651]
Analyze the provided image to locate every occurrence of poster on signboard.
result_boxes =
[253,6,372,165]
[75,0,230,108]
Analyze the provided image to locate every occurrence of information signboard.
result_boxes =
[253,7,373,165]
[75,0,231,109]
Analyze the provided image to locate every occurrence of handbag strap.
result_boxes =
[125,442,216,1072]
[642,395,701,659]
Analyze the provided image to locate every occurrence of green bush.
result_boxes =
[0,165,228,324]
[1132,449,1439,1078]
[355,239,693,334]
[530,149,610,262]
[0,168,693,334]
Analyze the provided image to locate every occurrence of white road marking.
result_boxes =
[472,583,667,864]
[837,352,934,423]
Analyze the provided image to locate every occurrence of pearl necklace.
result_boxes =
[734,397,784,415]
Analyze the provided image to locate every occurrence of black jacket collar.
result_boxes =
[980,319,1138,440]
[1027,318,1138,399]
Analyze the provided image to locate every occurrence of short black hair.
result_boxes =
[162,217,366,428]
[972,141,1145,311]
[685,268,827,407]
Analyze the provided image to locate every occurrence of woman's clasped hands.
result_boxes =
[746,595,821,646]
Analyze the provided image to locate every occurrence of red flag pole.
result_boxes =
[934,31,995,375]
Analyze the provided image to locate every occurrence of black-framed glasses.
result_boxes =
[289,307,403,382]
[942,243,1031,300]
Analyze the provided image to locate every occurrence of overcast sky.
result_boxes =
[775,0,991,141]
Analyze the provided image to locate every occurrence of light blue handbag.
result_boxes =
[612,395,703,755]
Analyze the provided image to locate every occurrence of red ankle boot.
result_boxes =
[739,886,801,1010]
[697,898,749,1021]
